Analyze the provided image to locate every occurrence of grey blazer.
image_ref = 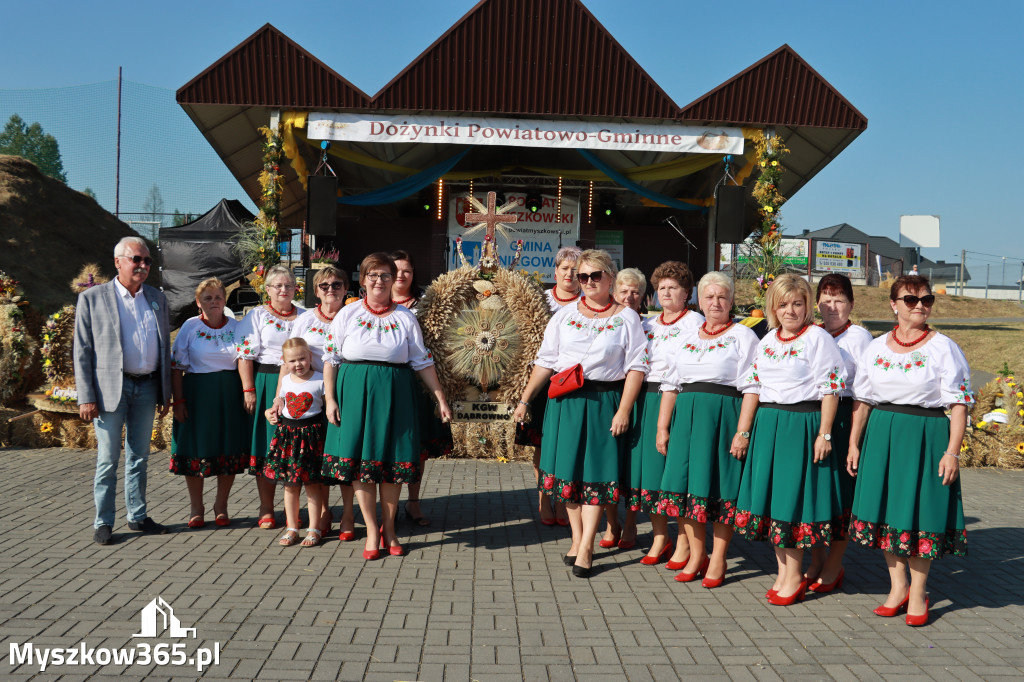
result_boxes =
[73,281,172,412]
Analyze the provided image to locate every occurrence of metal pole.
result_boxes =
[985,264,989,299]
[115,66,122,218]
[1002,256,1006,289]
[1019,262,1023,303]
[959,249,966,296]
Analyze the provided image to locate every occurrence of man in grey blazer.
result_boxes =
[74,236,173,544]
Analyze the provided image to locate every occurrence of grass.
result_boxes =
[935,323,1024,376]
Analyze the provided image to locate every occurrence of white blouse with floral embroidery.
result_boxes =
[235,305,306,365]
[172,316,240,374]
[659,322,759,392]
[534,304,648,382]
[852,332,974,409]
[832,324,874,399]
[738,325,847,403]
[322,303,434,370]
[643,310,705,385]
[290,309,337,372]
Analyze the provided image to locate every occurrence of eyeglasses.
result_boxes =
[318,282,346,291]
[896,294,935,307]
[266,283,295,290]
[121,255,153,266]
[576,271,604,284]
[365,273,394,282]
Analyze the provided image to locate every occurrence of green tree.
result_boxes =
[82,187,97,200]
[0,114,68,183]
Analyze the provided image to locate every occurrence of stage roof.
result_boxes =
[177,0,867,227]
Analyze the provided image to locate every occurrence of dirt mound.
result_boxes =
[0,155,150,313]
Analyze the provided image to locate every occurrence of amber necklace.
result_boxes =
[363,299,393,316]
[776,325,809,342]
[580,296,614,314]
[316,304,338,323]
[266,302,294,318]
[551,287,581,303]
[701,320,734,337]
[892,325,930,347]
[659,309,688,326]
[818,321,852,338]
[392,295,417,308]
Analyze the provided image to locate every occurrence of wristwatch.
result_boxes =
[737,431,750,439]
[819,432,832,441]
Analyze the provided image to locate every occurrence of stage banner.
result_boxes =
[729,238,809,270]
[447,193,579,284]
[814,240,862,273]
[308,113,744,154]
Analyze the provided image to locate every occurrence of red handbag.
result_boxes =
[548,363,584,399]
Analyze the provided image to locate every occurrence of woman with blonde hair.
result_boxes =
[514,249,648,578]
[170,277,247,527]
[733,273,847,605]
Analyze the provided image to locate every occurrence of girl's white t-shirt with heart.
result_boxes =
[277,372,325,420]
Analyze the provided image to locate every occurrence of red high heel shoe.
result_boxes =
[338,529,356,542]
[598,532,621,549]
[380,536,405,557]
[540,517,557,526]
[617,537,637,550]
[905,599,930,626]
[362,546,381,560]
[767,580,807,606]
[701,560,728,589]
[674,556,710,583]
[640,542,673,566]
[873,594,909,617]
[766,589,778,599]
[808,568,844,594]
[665,555,690,570]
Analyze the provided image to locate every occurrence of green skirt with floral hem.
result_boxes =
[834,398,855,513]
[245,367,279,473]
[655,389,744,524]
[538,388,626,505]
[321,363,422,484]
[734,404,846,548]
[849,406,967,559]
[171,370,248,477]
[625,387,670,513]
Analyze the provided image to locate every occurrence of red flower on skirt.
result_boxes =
[561,485,572,497]
[735,512,750,528]
[590,497,599,505]
[693,508,706,523]
[853,519,865,531]
[543,475,554,490]
[665,503,679,517]
[899,531,910,543]
[263,465,274,478]
[917,538,933,555]
[880,536,891,551]
[611,489,619,502]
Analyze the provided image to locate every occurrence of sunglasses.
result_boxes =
[576,271,604,284]
[896,294,935,307]
[317,282,346,292]
[122,255,153,266]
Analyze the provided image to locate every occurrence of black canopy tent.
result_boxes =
[158,198,254,328]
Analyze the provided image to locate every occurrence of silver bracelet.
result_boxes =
[943,451,960,459]
[518,400,530,407]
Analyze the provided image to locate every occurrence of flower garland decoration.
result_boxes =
[962,372,1024,468]
[0,271,38,407]
[40,305,76,384]
[746,130,791,310]
[234,124,286,301]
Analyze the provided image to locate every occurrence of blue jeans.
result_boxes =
[93,375,159,528]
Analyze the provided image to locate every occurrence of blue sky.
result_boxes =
[2,0,1021,283]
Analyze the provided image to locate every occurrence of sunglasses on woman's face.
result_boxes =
[896,294,935,307]
[576,271,604,284]
[317,282,346,291]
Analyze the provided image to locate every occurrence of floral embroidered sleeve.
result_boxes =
[235,310,261,361]
[405,312,435,371]
[171,318,192,372]
[622,310,649,375]
[939,338,975,407]
[812,334,847,397]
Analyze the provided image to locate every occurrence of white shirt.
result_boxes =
[277,371,325,420]
[235,304,306,365]
[534,304,648,382]
[171,316,239,373]
[545,288,581,312]
[738,325,848,403]
[113,278,158,374]
[660,322,759,392]
[290,308,337,373]
[831,324,873,398]
[643,310,705,385]
[322,303,434,370]
[853,333,974,409]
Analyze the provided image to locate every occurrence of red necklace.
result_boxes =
[659,309,688,326]
[363,299,393,316]
[551,287,581,303]
[701,320,734,337]
[392,295,417,308]
[892,325,930,347]
[818,321,852,338]
[776,325,809,342]
[266,302,294,318]
[580,296,614,314]
[200,313,228,329]
[316,304,338,323]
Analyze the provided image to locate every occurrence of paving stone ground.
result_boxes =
[1,447,1022,681]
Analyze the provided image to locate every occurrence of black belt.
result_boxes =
[681,381,741,399]
[874,402,946,419]
[278,415,326,427]
[342,359,409,369]
[256,363,280,374]
[760,400,820,413]
[123,370,156,380]
[585,379,625,393]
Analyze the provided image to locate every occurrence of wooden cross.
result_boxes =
[464,191,518,243]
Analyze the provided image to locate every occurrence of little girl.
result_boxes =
[265,338,327,547]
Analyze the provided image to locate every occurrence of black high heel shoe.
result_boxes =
[572,564,592,579]
[403,501,430,527]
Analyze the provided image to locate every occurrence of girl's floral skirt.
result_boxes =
[538,384,626,506]
[734,402,846,548]
[655,384,745,524]
[849,404,967,559]
[170,370,247,477]
[625,386,669,513]
[259,415,327,484]
[322,362,422,484]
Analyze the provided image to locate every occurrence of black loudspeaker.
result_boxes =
[713,184,747,243]
[307,175,338,236]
